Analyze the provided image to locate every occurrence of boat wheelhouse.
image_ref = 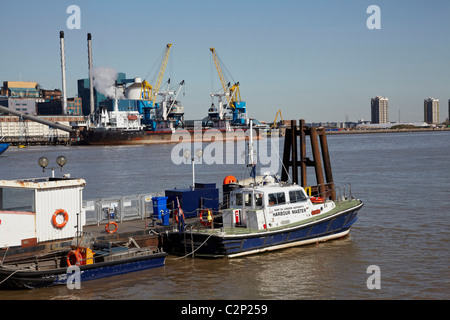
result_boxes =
[222,177,329,231]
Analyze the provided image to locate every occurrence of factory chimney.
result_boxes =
[87,33,94,114]
[59,31,67,114]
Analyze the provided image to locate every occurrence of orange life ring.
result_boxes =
[105,221,118,234]
[223,175,237,185]
[310,197,324,204]
[199,209,213,226]
[66,249,83,266]
[52,209,69,228]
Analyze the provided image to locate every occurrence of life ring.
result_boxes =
[66,249,83,266]
[105,221,118,234]
[310,196,324,204]
[223,175,237,185]
[52,209,69,228]
[199,209,213,226]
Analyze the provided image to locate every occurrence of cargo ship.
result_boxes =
[79,77,265,145]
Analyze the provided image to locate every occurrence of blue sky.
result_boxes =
[1,0,449,122]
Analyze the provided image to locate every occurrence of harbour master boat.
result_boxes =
[0,232,167,289]
[163,120,364,258]
[164,175,363,258]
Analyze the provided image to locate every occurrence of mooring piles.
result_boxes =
[281,119,336,200]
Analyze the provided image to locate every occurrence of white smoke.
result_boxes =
[91,66,124,99]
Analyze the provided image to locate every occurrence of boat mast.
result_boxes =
[248,120,256,182]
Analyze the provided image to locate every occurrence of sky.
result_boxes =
[1,0,449,123]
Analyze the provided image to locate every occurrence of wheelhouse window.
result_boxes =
[255,193,263,207]
[244,193,252,207]
[236,193,243,206]
[235,192,255,207]
[268,192,286,206]
[289,190,307,203]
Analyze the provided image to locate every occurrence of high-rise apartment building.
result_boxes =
[371,96,389,124]
[424,97,439,124]
[448,99,450,122]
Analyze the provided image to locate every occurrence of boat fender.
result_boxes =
[52,209,69,228]
[67,249,83,266]
[199,209,212,226]
[105,221,118,234]
[223,175,237,185]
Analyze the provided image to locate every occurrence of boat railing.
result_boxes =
[83,193,156,226]
[328,183,352,202]
[313,183,353,203]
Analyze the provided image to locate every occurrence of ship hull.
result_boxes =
[81,128,265,145]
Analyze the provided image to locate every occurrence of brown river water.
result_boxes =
[0,131,448,300]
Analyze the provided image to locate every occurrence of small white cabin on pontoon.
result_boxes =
[0,177,86,248]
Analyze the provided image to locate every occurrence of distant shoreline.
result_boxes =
[325,127,450,135]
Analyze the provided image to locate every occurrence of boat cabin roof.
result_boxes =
[234,183,305,195]
[0,177,86,190]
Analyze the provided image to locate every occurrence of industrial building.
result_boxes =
[1,81,40,98]
[0,98,36,114]
[67,97,82,115]
[0,79,83,144]
[371,96,389,124]
[424,97,439,124]
[77,72,126,116]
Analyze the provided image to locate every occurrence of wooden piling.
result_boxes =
[309,127,325,197]
[318,128,335,200]
[281,119,336,200]
[299,119,307,187]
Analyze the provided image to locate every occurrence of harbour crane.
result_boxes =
[141,43,172,106]
[209,47,246,124]
[271,109,284,128]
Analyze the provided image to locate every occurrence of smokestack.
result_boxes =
[59,31,67,114]
[87,33,94,114]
